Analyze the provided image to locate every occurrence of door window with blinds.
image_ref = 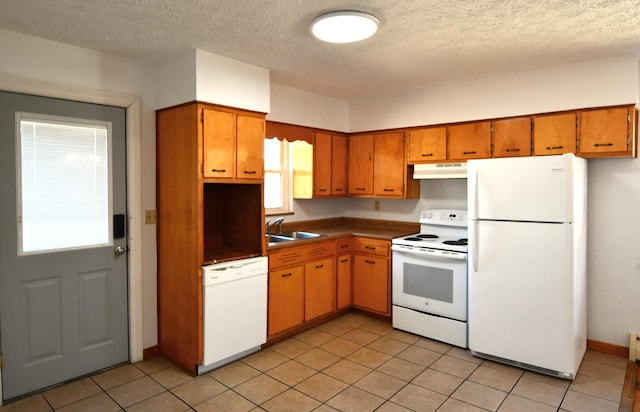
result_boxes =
[16,112,113,254]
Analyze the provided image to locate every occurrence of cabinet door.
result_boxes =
[331,135,348,196]
[268,266,304,335]
[373,131,405,196]
[532,112,576,155]
[304,258,335,320]
[493,117,532,158]
[313,132,332,196]
[236,115,264,180]
[203,109,235,179]
[348,134,374,195]
[578,107,632,156]
[336,254,352,310]
[352,255,388,314]
[448,121,492,160]
[407,127,447,163]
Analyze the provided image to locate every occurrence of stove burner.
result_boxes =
[404,237,425,241]
[443,239,468,246]
[417,234,439,239]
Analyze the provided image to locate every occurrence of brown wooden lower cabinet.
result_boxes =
[352,254,389,315]
[304,258,335,320]
[336,254,352,310]
[268,266,304,335]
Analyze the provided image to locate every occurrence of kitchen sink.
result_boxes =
[266,231,324,246]
[278,231,323,239]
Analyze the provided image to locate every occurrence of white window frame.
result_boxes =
[264,137,292,215]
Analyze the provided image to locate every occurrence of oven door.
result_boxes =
[392,248,467,321]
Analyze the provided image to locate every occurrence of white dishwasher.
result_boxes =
[198,256,268,375]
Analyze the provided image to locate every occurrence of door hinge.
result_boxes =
[628,111,631,123]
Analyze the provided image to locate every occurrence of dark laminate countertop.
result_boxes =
[266,218,419,251]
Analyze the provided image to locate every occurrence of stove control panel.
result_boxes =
[419,209,467,226]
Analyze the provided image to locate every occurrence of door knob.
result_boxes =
[114,246,126,256]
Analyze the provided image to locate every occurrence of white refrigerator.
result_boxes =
[467,153,587,379]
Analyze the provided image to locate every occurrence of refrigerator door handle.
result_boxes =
[472,220,479,272]
[468,168,479,219]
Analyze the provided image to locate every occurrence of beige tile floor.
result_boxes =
[0,312,628,411]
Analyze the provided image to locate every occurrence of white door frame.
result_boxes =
[0,73,144,403]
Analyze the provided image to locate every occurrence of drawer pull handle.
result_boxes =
[340,258,349,263]
[546,146,563,150]
[211,169,226,173]
[365,246,376,250]
[281,273,292,278]
[315,264,324,269]
[243,170,257,175]
[505,148,520,152]
[463,151,476,155]
[355,187,366,191]
[365,260,376,264]
[318,188,328,192]
[421,153,433,157]
[339,244,348,249]
[383,188,394,192]
[594,143,613,147]
[335,188,344,192]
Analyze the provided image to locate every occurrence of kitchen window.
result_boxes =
[264,137,292,215]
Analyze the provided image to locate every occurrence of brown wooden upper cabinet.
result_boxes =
[348,131,419,198]
[532,112,577,156]
[313,133,348,197]
[493,117,532,158]
[407,126,447,164]
[373,131,406,197]
[577,105,637,158]
[448,121,492,160]
[203,107,264,181]
[348,134,374,196]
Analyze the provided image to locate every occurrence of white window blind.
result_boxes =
[17,114,112,254]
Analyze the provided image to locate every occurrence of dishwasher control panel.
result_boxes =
[202,256,268,286]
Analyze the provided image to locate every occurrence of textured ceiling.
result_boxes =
[1,0,639,100]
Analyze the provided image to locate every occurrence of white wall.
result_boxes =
[349,54,638,131]
[268,83,349,131]
[155,49,270,112]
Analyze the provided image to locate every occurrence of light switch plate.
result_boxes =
[145,210,157,224]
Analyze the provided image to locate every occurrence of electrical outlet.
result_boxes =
[145,210,157,224]
[374,201,380,211]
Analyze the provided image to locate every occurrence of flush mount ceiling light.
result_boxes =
[311,11,380,43]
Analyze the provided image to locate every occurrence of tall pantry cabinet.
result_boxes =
[156,102,266,373]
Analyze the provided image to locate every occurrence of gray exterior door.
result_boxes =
[0,91,129,400]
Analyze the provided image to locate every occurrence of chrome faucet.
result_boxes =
[266,217,285,235]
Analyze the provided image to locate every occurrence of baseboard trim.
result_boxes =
[587,339,628,358]
[143,345,160,360]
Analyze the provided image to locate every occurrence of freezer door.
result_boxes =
[468,154,582,223]
[468,220,584,376]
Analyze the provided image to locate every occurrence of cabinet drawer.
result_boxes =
[269,240,336,269]
[352,237,389,257]
[335,237,351,254]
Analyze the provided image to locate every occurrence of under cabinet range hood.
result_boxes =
[413,162,468,179]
